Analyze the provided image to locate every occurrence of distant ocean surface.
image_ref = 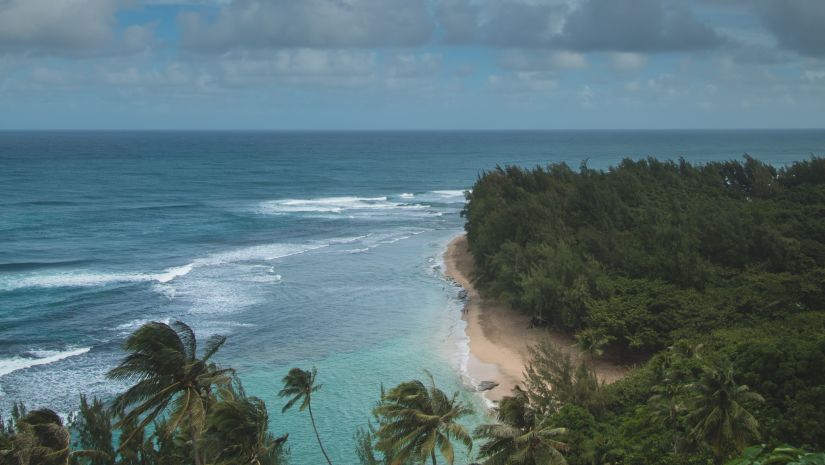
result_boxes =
[2,130,824,463]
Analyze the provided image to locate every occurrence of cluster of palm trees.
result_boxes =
[0,321,541,465]
[0,320,586,465]
[0,321,776,465]
[488,338,768,465]
[474,387,569,465]
[1,321,289,465]
[358,338,767,465]
[355,373,573,465]
[647,343,764,461]
[0,405,73,465]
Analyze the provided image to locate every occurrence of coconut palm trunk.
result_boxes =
[279,367,334,465]
[308,403,333,465]
[190,411,203,465]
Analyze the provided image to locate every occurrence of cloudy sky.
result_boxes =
[1,0,824,129]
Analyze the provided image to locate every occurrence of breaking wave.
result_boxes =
[0,237,363,291]
[0,348,92,378]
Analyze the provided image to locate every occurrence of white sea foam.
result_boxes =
[243,271,283,283]
[194,243,323,266]
[1,272,154,290]
[152,283,177,300]
[115,318,171,332]
[398,190,469,205]
[400,193,415,199]
[0,263,196,291]
[345,248,371,254]
[0,237,356,292]
[432,189,467,197]
[156,263,194,283]
[0,348,91,378]
[380,236,411,244]
[329,235,370,244]
[113,318,257,338]
[258,196,429,215]
[435,234,496,408]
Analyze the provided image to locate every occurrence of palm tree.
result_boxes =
[5,408,71,465]
[573,328,612,382]
[374,374,473,465]
[648,375,686,454]
[107,320,234,465]
[205,385,288,465]
[474,388,569,465]
[685,365,764,460]
[279,367,334,465]
[724,444,825,465]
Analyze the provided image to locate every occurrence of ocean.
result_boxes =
[2,130,824,463]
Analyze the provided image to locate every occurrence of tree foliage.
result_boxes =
[464,156,825,464]
[373,374,473,465]
[464,156,825,356]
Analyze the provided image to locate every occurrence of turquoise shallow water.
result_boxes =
[1,130,825,463]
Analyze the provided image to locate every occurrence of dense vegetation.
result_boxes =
[4,324,820,465]
[462,156,825,463]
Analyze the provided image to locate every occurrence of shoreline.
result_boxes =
[443,234,629,403]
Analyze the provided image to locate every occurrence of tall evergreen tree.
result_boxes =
[71,395,115,465]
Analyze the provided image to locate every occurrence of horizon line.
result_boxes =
[1,127,825,132]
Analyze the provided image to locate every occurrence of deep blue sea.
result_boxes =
[2,130,824,463]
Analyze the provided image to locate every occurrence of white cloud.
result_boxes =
[498,49,588,70]
[179,0,434,52]
[803,70,825,81]
[0,0,117,53]
[121,24,158,54]
[610,52,648,71]
[30,67,72,85]
[388,53,442,78]
[441,0,724,52]
[99,63,210,90]
[624,81,641,92]
[488,71,559,95]
[93,49,380,94]
[577,84,595,106]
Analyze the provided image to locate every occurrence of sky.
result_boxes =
[0,0,824,130]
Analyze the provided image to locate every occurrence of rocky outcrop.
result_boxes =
[476,380,499,392]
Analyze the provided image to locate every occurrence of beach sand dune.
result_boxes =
[444,234,630,402]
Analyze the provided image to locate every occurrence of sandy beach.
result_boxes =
[443,234,629,402]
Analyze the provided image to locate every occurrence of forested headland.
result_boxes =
[462,155,825,463]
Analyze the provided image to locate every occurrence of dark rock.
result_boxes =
[529,316,549,328]
[476,381,499,392]
[458,289,468,300]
